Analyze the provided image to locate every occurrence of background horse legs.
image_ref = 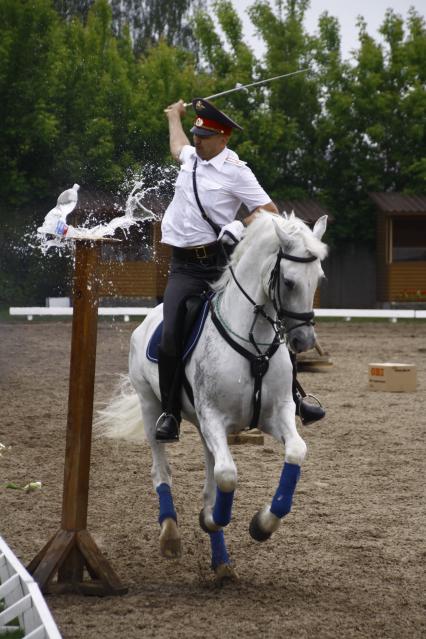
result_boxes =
[250,403,307,541]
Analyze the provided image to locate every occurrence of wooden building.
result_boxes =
[275,199,332,227]
[370,193,426,304]
[70,188,170,304]
[97,222,170,302]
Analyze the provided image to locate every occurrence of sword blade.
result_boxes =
[184,69,307,107]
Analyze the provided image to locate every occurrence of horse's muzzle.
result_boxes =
[288,328,316,354]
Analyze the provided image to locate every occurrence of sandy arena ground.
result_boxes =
[0,318,425,638]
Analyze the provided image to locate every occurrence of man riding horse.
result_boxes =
[155,98,325,442]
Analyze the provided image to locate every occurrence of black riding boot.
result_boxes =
[155,348,182,442]
[290,353,325,425]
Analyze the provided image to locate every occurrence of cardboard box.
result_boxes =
[368,362,417,392]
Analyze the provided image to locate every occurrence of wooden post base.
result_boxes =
[27,528,128,597]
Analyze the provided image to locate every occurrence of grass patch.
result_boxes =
[0,599,25,638]
[1,630,25,639]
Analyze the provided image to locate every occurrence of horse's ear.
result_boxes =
[312,215,327,241]
[273,220,294,251]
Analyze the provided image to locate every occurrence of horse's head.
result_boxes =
[213,211,328,353]
[269,213,328,353]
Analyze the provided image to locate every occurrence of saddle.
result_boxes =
[146,294,211,365]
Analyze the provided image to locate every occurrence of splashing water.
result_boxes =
[36,163,178,252]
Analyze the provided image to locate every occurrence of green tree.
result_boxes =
[316,7,426,242]
[132,41,202,163]
[52,0,92,20]
[193,0,257,128]
[0,0,66,208]
[53,0,207,52]
[236,0,322,198]
[111,0,207,53]
[0,0,209,306]
[55,0,139,188]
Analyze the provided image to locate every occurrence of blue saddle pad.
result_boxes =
[146,299,211,364]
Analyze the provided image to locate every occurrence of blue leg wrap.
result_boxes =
[209,530,230,570]
[156,483,177,525]
[212,488,234,527]
[270,462,301,519]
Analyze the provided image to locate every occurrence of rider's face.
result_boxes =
[193,132,230,161]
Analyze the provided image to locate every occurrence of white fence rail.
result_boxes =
[9,306,426,321]
[0,536,62,639]
[315,308,426,319]
[9,307,152,322]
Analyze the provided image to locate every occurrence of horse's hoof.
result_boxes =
[159,517,182,559]
[214,562,238,583]
[249,512,272,542]
[199,508,210,533]
[199,508,221,534]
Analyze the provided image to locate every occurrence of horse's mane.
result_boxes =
[213,211,328,293]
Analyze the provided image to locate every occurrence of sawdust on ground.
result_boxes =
[0,319,425,639]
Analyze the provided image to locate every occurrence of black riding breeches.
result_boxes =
[160,255,223,358]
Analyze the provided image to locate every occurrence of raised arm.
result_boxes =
[164,99,190,161]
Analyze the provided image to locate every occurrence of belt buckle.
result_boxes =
[195,245,208,259]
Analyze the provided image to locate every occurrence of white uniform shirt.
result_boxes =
[161,145,271,247]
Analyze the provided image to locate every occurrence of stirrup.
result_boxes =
[155,412,180,442]
[297,394,325,426]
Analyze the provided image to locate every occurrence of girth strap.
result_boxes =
[210,306,281,429]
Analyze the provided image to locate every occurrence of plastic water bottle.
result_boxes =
[56,183,80,216]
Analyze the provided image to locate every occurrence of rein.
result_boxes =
[210,246,318,429]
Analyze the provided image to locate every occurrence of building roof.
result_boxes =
[71,187,169,222]
[369,193,426,214]
[276,199,333,224]
[72,188,124,219]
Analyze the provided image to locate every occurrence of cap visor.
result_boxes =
[190,126,218,137]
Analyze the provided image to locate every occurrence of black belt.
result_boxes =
[172,242,220,263]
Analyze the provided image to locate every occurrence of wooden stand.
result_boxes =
[227,429,264,445]
[27,240,127,596]
[297,339,333,370]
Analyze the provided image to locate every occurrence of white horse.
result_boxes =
[97,212,328,579]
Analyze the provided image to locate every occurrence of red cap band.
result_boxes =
[193,116,232,135]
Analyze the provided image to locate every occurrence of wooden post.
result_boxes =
[27,240,127,596]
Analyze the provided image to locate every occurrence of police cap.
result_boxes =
[190,98,243,137]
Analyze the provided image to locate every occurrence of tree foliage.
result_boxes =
[52,0,206,52]
[195,0,426,242]
[0,0,425,305]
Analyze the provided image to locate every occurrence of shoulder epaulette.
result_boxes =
[225,156,246,167]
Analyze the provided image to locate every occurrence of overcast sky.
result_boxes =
[232,0,424,59]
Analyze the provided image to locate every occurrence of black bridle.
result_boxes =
[225,247,318,351]
[268,248,318,335]
[209,246,318,429]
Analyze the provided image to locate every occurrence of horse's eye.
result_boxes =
[284,278,295,290]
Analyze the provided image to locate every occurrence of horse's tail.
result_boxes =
[94,374,145,442]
